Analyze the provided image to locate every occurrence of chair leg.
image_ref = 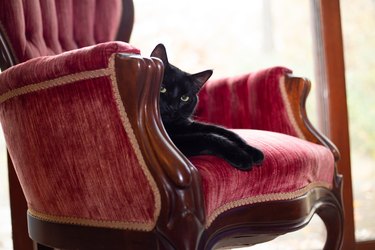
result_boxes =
[33,242,54,250]
[316,203,344,250]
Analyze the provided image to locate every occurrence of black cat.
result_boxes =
[151,44,264,170]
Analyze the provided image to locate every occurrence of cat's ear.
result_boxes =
[192,70,213,89]
[150,43,169,66]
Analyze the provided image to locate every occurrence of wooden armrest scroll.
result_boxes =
[115,53,206,249]
[114,53,196,187]
[283,74,340,162]
[283,74,343,208]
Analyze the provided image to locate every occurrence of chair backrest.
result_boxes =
[0,0,134,68]
[0,0,162,232]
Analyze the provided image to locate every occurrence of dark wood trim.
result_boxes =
[28,187,343,250]
[283,74,343,203]
[115,54,206,249]
[202,187,343,250]
[311,0,355,249]
[7,154,34,250]
[115,0,134,42]
[284,74,340,161]
[28,215,158,250]
[356,240,375,250]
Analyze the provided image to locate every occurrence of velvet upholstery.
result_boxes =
[190,129,333,227]
[197,67,302,137]
[0,0,123,63]
[0,42,161,230]
[193,68,337,226]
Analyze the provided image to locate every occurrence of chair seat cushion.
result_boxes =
[188,129,334,227]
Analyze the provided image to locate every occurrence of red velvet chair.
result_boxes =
[0,0,343,249]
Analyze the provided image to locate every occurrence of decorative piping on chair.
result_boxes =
[279,76,306,140]
[0,53,162,231]
[107,54,162,230]
[205,181,332,228]
[27,208,155,231]
[0,68,110,103]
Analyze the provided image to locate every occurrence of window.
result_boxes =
[341,0,375,242]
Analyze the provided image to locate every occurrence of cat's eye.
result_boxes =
[180,95,190,102]
[160,87,167,93]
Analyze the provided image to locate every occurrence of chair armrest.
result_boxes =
[196,66,339,161]
[281,74,340,161]
[115,54,206,241]
[0,42,206,244]
[0,41,196,187]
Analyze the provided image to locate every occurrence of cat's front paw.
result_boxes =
[225,151,257,171]
[251,148,264,165]
[228,159,253,171]
[243,145,264,166]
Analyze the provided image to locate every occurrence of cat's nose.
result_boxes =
[169,106,179,114]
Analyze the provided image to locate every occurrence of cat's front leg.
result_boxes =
[171,133,257,170]
[241,144,264,165]
[187,122,264,166]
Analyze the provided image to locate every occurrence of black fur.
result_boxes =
[151,44,264,170]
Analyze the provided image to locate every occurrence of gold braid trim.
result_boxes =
[107,54,161,230]
[0,68,111,103]
[205,181,332,228]
[28,208,154,231]
[279,76,306,140]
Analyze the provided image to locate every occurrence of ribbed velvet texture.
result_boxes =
[195,68,334,221]
[0,42,159,225]
[0,0,122,63]
[189,129,334,220]
[197,67,298,136]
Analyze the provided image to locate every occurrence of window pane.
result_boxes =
[341,0,375,242]
[132,0,324,249]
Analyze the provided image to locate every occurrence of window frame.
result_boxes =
[312,0,375,249]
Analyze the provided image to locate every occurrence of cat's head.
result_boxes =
[151,44,213,124]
